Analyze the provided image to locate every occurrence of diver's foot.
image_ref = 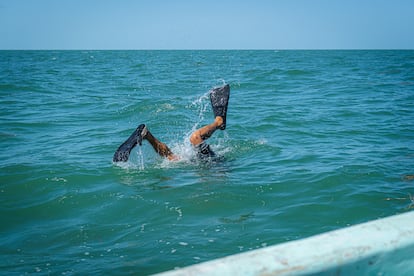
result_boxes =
[137,124,148,146]
[215,116,224,130]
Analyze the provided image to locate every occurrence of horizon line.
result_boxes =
[1,48,413,51]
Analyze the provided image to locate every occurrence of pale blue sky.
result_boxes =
[0,0,413,49]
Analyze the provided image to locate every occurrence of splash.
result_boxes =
[113,146,146,171]
[187,90,210,134]
[185,83,229,137]
[164,89,232,166]
[115,86,233,170]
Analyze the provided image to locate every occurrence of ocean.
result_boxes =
[1,50,413,275]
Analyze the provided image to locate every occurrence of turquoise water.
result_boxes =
[1,50,413,275]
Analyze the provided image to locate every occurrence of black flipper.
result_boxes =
[210,84,230,130]
[113,124,146,162]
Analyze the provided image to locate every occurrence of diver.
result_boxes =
[113,84,230,162]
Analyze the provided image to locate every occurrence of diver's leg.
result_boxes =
[113,124,177,162]
[189,116,223,146]
[144,129,178,161]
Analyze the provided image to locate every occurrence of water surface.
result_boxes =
[1,50,414,275]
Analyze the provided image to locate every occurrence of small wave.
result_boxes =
[0,83,40,93]
[219,212,255,224]
[285,69,312,76]
[155,103,175,113]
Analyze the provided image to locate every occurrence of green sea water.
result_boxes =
[1,50,414,275]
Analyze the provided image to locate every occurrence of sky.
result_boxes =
[0,0,413,50]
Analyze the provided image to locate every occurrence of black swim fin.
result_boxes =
[113,124,147,162]
[210,84,230,130]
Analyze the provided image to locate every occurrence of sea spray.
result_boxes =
[159,89,233,167]
[187,90,210,135]
[117,86,233,170]
[137,146,145,170]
